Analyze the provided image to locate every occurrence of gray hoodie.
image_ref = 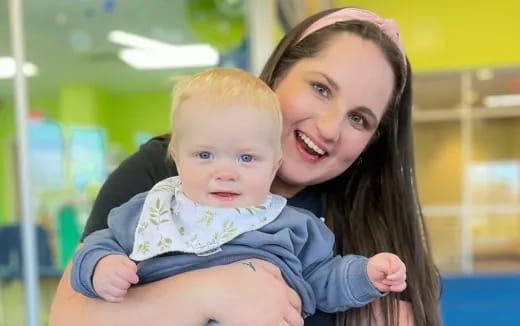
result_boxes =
[72,191,384,316]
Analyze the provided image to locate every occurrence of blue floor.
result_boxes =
[441,274,520,325]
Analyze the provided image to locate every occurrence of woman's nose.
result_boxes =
[316,107,343,143]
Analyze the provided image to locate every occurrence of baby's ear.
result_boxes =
[168,138,177,160]
[273,156,282,175]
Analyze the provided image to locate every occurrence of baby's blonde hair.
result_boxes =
[168,68,283,157]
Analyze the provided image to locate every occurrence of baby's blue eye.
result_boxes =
[198,152,213,160]
[239,154,253,163]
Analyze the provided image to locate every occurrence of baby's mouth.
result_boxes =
[210,192,240,202]
[295,131,326,158]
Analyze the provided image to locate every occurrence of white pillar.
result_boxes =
[8,0,40,325]
[247,0,275,76]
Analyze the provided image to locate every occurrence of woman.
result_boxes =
[50,7,440,326]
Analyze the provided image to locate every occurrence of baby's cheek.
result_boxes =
[251,181,271,200]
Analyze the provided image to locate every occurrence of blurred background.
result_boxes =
[0,0,519,325]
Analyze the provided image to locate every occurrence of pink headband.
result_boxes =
[298,8,405,59]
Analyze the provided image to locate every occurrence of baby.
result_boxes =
[71,68,406,321]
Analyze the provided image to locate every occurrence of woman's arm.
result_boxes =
[50,261,207,326]
[371,299,415,326]
[50,258,303,326]
[396,301,414,326]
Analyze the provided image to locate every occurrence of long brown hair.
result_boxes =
[260,8,441,326]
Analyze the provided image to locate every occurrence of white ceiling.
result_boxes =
[0,0,247,98]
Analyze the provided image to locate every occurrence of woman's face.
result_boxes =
[272,32,395,196]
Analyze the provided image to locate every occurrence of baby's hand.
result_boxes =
[93,254,139,303]
[367,252,406,293]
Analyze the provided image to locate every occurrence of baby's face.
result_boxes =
[173,99,281,208]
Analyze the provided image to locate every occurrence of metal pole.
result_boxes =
[8,0,40,325]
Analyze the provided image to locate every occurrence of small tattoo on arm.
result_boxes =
[242,261,256,271]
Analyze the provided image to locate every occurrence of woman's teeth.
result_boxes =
[297,131,325,156]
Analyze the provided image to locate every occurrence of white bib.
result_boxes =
[129,176,287,261]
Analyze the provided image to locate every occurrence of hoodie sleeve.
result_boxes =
[289,207,385,312]
[70,192,146,298]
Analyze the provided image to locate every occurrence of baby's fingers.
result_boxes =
[102,291,126,303]
[391,256,406,272]
[118,264,139,284]
[110,275,133,290]
[387,258,406,280]
[380,279,407,292]
[387,269,406,281]
[389,282,407,292]
[99,285,127,303]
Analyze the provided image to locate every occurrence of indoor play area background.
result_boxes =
[1,0,519,325]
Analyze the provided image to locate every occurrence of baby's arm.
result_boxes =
[93,254,139,302]
[367,252,407,293]
[71,193,146,299]
[304,254,386,312]
[303,252,406,312]
[294,211,386,312]
[71,227,136,299]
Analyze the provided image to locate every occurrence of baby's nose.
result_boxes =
[215,169,237,181]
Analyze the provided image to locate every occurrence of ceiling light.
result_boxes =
[108,30,174,51]
[118,47,219,70]
[0,57,38,79]
[483,94,520,108]
[108,30,219,69]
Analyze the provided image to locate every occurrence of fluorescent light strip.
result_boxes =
[118,48,219,70]
[0,57,38,79]
[108,30,219,69]
[108,30,176,51]
[484,94,520,108]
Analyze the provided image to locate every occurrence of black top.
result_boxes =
[82,135,335,325]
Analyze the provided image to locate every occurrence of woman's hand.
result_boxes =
[201,259,304,326]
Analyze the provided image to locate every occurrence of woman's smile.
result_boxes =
[272,32,393,195]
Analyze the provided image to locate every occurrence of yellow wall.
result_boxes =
[335,0,520,71]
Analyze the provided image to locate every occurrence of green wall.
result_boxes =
[0,98,15,224]
[0,85,170,224]
[103,91,171,153]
